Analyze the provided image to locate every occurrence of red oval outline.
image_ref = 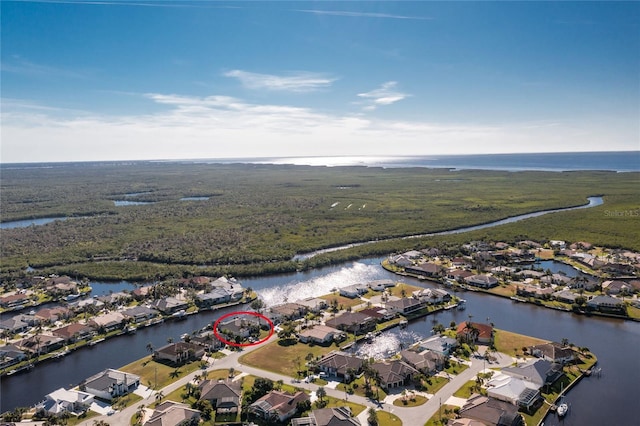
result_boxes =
[212,311,274,347]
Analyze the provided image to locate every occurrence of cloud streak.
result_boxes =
[357,81,409,110]
[295,9,432,20]
[224,70,337,93]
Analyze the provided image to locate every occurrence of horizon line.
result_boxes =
[1,150,638,166]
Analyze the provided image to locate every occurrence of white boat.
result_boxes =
[557,402,568,417]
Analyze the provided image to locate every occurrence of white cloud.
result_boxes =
[357,81,409,110]
[1,93,636,163]
[224,70,337,93]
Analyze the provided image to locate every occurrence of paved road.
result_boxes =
[79,340,514,426]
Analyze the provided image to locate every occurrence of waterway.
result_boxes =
[2,257,638,426]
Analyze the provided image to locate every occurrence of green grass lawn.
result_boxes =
[120,355,204,390]
[453,380,483,398]
[239,340,336,377]
[388,283,423,298]
[420,375,449,394]
[322,396,367,416]
[392,393,428,407]
[377,409,403,426]
[319,293,365,309]
[336,376,387,400]
[444,361,469,375]
[423,405,459,426]
[493,329,549,357]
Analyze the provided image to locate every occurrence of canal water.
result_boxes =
[2,257,638,425]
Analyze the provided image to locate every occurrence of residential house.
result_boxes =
[403,250,424,258]
[179,275,212,289]
[389,254,413,267]
[370,359,418,389]
[298,325,345,345]
[144,401,201,426]
[552,290,578,304]
[199,379,241,412]
[133,285,154,300]
[52,323,95,343]
[0,316,30,334]
[368,279,395,292]
[405,262,444,278]
[34,307,71,324]
[151,297,189,315]
[447,269,474,281]
[217,316,264,339]
[325,312,376,335]
[295,297,329,313]
[451,257,473,268]
[153,342,205,365]
[195,288,231,308]
[98,292,131,306]
[529,343,575,364]
[457,322,494,344]
[249,390,309,423]
[457,394,525,426]
[485,374,540,410]
[268,302,308,323]
[385,297,425,315]
[88,311,126,332]
[412,288,450,304]
[515,270,544,279]
[501,359,563,389]
[357,307,394,322]
[210,276,244,301]
[38,388,94,416]
[465,274,499,289]
[399,349,444,374]
[291,407,361,426]
[82,369,140,401]
[0,293,29,309]
[0,344,27,369]
[586,295,625,313]
[417,336,459,357]
[190,330,224,351]
[121,305,160,324]
[515,284,554,299]
[602,280,632,295]
[540,274,572,286]
[339,284,368,299]
[316,352,364,380]
[16,334,64,355]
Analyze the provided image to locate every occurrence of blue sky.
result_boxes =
[1,0,638,163]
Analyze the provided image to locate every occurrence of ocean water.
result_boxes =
[219,151,640,172]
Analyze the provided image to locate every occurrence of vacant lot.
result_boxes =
[239,340,336,377]
[493,329,549,356]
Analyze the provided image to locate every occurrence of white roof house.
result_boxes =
[39,387,94,415]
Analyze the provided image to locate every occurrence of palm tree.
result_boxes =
[367,408,379,426]
[316,386,326,407]
[154,390,164,405]
[169,368,181,379]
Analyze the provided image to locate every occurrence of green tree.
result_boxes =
[367,408,379,426]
